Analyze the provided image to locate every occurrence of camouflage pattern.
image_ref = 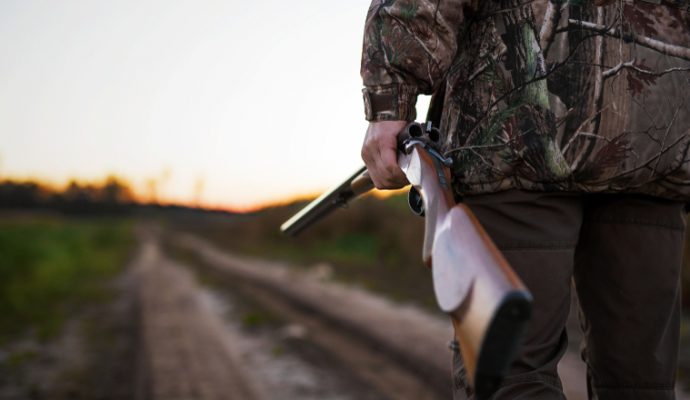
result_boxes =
[361,0,690,200]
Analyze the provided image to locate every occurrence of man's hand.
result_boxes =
[361,120,410,189]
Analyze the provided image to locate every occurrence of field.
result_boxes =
[0,214,134,345]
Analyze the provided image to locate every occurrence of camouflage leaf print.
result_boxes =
[361,0,690,200]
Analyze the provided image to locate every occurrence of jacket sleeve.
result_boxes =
[361,0,470,121]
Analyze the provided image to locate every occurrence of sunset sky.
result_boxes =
[1,0,430,210]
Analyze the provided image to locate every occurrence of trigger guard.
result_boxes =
[407,187,425,217]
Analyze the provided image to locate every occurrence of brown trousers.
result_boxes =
[451,190,686,400]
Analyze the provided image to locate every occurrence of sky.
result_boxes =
[0,0,429,210]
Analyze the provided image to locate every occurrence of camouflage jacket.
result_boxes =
[361,0,690,200]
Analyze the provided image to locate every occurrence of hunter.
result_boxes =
[360,1,690,399]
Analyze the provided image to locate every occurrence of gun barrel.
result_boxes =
[280,166,373,236]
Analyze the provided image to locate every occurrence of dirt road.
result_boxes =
[134,235,262,400]
[131,228,687,400]
[1,223,686,400]
[133,228,568,399]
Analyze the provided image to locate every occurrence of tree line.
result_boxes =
[0,177,136,214]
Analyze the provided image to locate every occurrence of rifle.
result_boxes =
[281,122,532,399]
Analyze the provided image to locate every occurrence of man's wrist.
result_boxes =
[362,84,417,122]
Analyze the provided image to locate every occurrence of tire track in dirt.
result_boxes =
[224,272,445,400]
[134,234,263,400]
[171,233,455,399]
[171,232,594,400]
[158,230,690,400]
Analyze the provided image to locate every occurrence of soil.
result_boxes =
[4,225,689,400]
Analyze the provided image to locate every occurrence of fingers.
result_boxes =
[379,140,408,186]
[361,121,410,190]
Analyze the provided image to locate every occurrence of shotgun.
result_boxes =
[281,122,532,399]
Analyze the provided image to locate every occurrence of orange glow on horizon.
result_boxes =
[0,172,409,214]
[1,1,427,217]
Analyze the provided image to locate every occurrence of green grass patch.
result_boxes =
[241,311,273,328]
[232,233,379,266]
[0,216,133,344]
[311,233,378,264]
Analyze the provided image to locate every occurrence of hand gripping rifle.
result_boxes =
[281,122,532,399]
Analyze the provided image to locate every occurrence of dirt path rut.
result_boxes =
[132,228,690,400]
[134,236,263,400]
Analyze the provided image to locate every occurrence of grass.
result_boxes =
[0,215,134,344]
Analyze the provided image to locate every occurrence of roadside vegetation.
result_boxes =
[167,193,437,309]
[0,216,134,344]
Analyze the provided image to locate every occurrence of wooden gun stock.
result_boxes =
[398,125,531,398]
[281,122,532,399]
